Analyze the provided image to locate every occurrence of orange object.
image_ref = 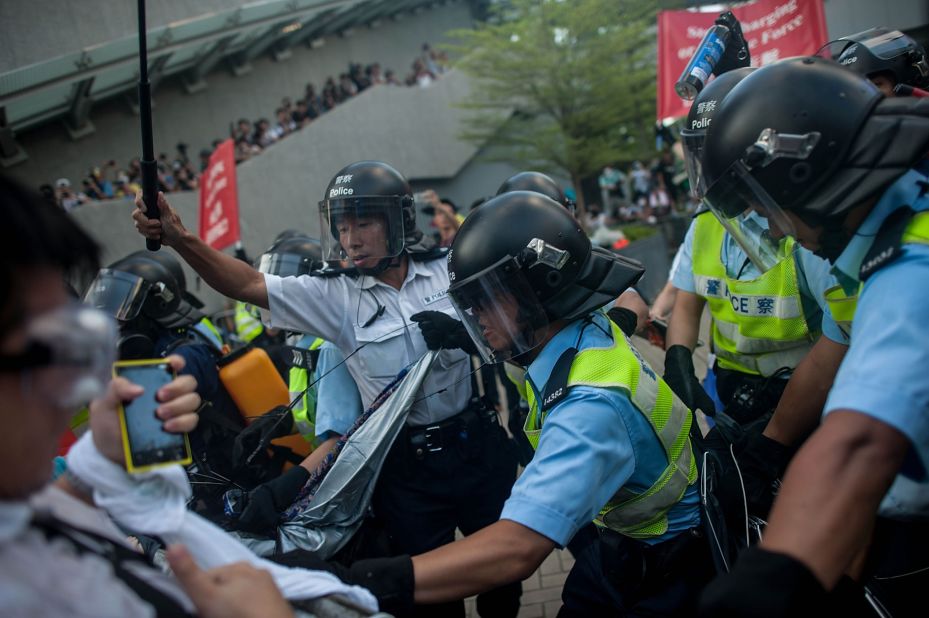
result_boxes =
[218,347,312,460]
[612,237,630,250]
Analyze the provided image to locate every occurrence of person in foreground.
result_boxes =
[0,175,373,617]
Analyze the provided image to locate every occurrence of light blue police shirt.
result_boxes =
[672,213,847,344]
[499,312,701,547]
[311,340,364,439]
[824,170,929,516]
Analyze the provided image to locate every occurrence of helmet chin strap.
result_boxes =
[812,218,850,263]
[355,255,401,277]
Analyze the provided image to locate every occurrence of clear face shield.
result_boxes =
[0,304,119,409]
[83,269,149,321]
[318,197,406,263]
[257,252,318,278]
[703,128,820,272]
[818,29,915,63]
[448,254,551,365]
[681,129,707,199]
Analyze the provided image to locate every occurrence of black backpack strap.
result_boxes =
[31,511,193,617]
[860,207,915,281]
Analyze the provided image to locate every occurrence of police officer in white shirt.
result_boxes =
[133,160,520,618]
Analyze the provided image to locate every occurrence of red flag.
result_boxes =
[657,0,828,122]
[198,139,240,250]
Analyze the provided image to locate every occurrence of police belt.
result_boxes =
[405,398,498,458]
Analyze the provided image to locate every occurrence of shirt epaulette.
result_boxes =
[859,207,914,281]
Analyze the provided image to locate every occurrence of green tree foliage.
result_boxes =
[449,0,683,214]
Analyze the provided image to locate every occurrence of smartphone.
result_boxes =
[114,359,192,473]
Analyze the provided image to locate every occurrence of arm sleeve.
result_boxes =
[824,245,929,472]
[261,274,347,344]
[313,343,364,437]
[500,388,637,546]
[670,219,698,293]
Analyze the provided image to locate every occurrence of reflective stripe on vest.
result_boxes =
[290,337,325,442]
[523,320,697,539]
[825,211,929,340]
[503,362,529,402]
[194,317,224,351]
[692,215,813,376]
[234,302,263,343]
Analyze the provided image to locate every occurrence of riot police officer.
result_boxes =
[697,56,929,616]
[132,160,520,617]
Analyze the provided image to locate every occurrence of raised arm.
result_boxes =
[133,192,268,308]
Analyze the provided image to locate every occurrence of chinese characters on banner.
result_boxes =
[657,0,828,121]
[198,139,240,250]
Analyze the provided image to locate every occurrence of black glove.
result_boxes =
[236,465,309,534]
[663,345,716,416]
[607,307,638,337]
[274,551,414,616]
[713,11,751,77]
[733,430,793,516]
[232,406,296,464]
[698,547,827,617]
[410,311,477,354]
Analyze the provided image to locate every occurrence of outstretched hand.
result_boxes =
[133,191,188,247]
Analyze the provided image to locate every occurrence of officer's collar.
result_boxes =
[832,169,929,291]
[355,253,432,290]
[525,312,607,397]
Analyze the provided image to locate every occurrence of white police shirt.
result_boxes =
[263,256,472,426]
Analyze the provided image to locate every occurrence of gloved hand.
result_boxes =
[236,465,309,534]
[274,551,415,616]
[232,406,296,464]
[733,430,793,516]
[607,307,638,337]
[663,345,716,416]
[410,311,477,354]
[698,547,827,617]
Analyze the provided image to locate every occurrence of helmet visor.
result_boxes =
[704,159,796,273]
[257,252,317,277]
[448,256,550,364]
[318,196,407,262]
[83,269,149,321]
[681,130,706,199]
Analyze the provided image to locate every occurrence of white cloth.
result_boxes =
[263,256,472,425]
[65,433,377,610]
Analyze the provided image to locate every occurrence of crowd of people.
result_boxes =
[5,22,929,618]
[43,44,450,211]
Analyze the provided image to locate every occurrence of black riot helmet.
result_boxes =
[820,28,929,90]
[84,250,203,329]
[702,56,929,261]
[496,172,576,213]
[447,191,644,364]
[318,161,419,271]
[257,233,323,277]
[681,67,755,200]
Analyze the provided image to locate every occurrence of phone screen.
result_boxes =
[115,363,189,469]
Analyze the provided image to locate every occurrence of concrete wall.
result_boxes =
[7,1,475,188]
[67,66,514,312]
[823,0,929,40]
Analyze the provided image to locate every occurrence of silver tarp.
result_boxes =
[240,351,437,558]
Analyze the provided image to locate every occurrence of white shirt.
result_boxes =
[264,256,472,425]
[0,486,189,617]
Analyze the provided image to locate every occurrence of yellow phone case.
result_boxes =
[114,359,193,474]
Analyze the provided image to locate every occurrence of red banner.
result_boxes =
[198,139,240,250]
[657,0,828,121]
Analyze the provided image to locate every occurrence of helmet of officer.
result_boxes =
[257,232,323,277]
[823,28,929,91]
[447,191,644,363]
[701,56,929,261]
[318,160,418,266]
[84,250,203,329]
[681,67,755,200]
[496,172,576,213]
